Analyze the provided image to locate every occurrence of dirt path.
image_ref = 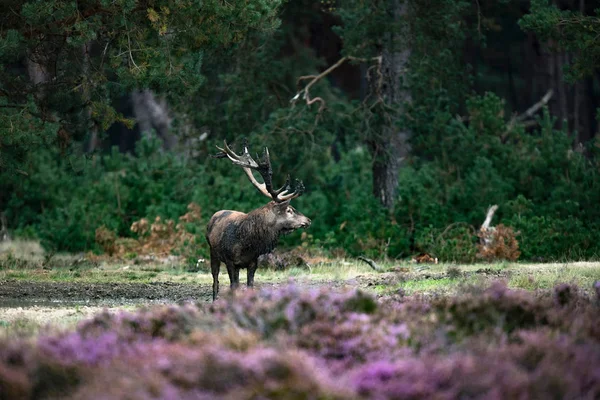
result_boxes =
[0,275,389,307]
[0,279,214,304]
[0,275,390,328]
[0,280,214,333]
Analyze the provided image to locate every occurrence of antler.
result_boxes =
[213,140,305,203]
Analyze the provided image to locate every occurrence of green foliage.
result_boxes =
[1,0,600,263]
[408,0,472,110]
[397,90,600,261]
[2,135,401,258]
[519,0,600,81]
[506,215,597,261]
[333,0,403,57]
[415,224,478,263]
[0,98,59,174]
[5,137,203,252]
[4,93,600,261]
[0,0,284,170]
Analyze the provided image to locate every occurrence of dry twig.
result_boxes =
[291,55,382,114]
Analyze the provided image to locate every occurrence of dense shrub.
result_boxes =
[414,223,478,263]
[399,93,600,261]
[2,92,600,261]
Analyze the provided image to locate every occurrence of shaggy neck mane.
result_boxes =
[236,204,280,255]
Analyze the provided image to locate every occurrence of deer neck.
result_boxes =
[237,207,281,256]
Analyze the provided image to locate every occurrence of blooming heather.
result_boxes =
[0,282,599,399]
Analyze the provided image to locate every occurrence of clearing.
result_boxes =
[1,255,599,336]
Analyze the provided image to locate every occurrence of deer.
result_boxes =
[206,140,311,301]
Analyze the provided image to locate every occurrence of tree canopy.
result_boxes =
[0,0,282,170]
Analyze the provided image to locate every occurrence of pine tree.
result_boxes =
[0,0,283,172]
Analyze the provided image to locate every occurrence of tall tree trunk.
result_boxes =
[541,0,592,142]
[573,0,588,144]
[83,42,99,153]
[131,89,177,150]
[368,0,411,210]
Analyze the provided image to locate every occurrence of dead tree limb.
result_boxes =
[480,205,498,232]
[457,89,554,130]
[358,255,384,272]
[479,204,498,250]
[291,55,382,114]
[506,89,554,132]
[515,89,554,123]
[477,204,521,261]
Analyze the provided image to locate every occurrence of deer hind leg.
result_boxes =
[211,251,221,301]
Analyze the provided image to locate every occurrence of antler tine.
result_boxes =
[215,140,259,169]
[214,140,271,199]
[276,179,305,202]
[255,146,275,190]
[274,174,291,196]
[214,140,305,203]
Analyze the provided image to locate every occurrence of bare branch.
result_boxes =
[291,55,381,114]
[505,89,554,133]
[457,89,554,132]
[515,89,554,123]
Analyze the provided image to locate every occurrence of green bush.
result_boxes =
[415,224,478,263]
[2,92,600,262]
[506,215,600,261]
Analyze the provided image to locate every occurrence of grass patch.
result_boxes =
[509,265,600,290]
[4,270,31,280]
[0,254,598,297]
[401,277,461,294]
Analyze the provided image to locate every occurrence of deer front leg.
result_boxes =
[247,261,258,289]
[226,263,240,293]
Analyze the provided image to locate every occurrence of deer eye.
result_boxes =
[286,207,293,214]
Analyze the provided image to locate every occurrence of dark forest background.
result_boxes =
[1,0,600,261]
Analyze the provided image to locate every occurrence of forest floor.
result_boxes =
[1,245,599,337]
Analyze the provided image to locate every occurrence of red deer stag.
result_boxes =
[206,141,311,300]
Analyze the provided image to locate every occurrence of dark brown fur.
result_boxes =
[206,200,310,300]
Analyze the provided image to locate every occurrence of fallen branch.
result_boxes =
[357,255,384,272]
[480,204,498,232]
